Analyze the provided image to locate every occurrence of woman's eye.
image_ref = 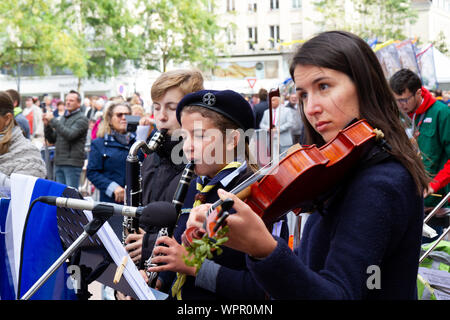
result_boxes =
[319,83,329,90]
[299,92,307,100]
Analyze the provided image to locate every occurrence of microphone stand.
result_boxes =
[20,204,115,300]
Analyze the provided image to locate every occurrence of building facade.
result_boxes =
[1,0,449,106]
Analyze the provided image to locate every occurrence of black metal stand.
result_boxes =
[20,205,114,300]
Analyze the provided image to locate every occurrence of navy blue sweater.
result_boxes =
[246,157,423,299]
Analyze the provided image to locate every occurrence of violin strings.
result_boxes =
[206,148,289,219]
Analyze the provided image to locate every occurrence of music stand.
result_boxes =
[420,191,450,264]
[20,188,144,300]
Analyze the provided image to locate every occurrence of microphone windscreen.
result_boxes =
[139,201,178,228]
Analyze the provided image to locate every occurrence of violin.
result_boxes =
[183,119,381,244]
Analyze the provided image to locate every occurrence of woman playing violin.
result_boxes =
[188,31,430,300]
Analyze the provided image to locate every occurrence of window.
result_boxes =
[248,1,257,12]
[207,0,214,12]
[248,27,258,49]
[292,0,301,9]
[270,0,279,10]
[269,25,280,48]
[227,0,235,12]
[226,27,236,45]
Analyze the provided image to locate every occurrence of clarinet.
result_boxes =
[144,161,195,286]
[123,129,167,244]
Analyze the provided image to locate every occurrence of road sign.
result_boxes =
[247,78,257,89]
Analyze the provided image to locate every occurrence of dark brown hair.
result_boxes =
[289,31,429,193]
[6,89,20,107]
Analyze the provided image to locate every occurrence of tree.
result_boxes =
[136,0,225,72]
[432,30,449,56]
[314,0,418,42]
[58,0,142,89]
[0,0,87,93]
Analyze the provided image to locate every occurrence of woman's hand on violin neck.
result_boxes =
[217,189,277,259]
[147,236,197,277]
[187,204,211,229]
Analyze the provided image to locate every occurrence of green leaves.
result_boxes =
[0,0,89,87]
[0,0,226,89]
[136,0,225,72]
[314,0,418,42]
[183,226,229,273]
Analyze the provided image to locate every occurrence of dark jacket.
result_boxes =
[87,133,136,203]
[246,148,423,300]
[44,109,89,167]
[253,100,269,129]
[141,134,186,206]
[15,113,31,139]
[160,164,289,300]
[138,134,188,268]
[86,132,136,237]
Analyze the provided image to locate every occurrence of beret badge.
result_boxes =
[202,92,216,106]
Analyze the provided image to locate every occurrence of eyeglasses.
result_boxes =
[113,112,131,118]
[396,95,414,104]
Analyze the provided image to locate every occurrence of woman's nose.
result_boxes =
[303,94,321,116]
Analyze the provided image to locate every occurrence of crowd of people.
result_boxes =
[0,30,449,301]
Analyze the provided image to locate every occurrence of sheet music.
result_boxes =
[83,205,168,300]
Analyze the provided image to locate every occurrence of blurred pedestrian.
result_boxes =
[0,91,46,184]
[6,89,30,139]
[23,96,45,148]
[43,91,88,189]
[253,88,269,129]
[390,69,450,242]
[87,102,137,238]
[285,93,304,145]
[260,95,297,154]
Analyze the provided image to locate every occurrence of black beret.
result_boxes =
[176,89,256,131]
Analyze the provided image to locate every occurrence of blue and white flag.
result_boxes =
[6,173,77,300]
[1,198,15,300]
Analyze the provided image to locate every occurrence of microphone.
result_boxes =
[37,196,178,228]
[138,201,177,229]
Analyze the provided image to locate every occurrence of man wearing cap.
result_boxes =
[259,95,297,154]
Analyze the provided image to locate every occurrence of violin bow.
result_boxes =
[268,88,280,161]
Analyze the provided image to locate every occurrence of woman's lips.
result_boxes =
[315,121,330,132]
